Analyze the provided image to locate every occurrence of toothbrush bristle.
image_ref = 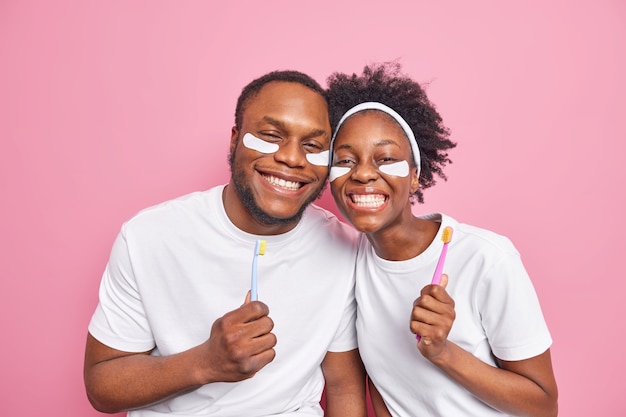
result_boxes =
[441,227,453,243]
[258,240,267,255]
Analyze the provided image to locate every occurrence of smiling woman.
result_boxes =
[326,62,559,417]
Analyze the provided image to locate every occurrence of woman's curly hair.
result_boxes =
[326,62,457,203]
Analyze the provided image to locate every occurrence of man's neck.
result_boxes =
[221,183,300,236]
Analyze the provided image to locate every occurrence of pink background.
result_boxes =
[1,1,624,416]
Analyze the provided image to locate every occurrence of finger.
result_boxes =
[244,315,275,339]
[420,284,454,306]
[248,330,277,352]
[438,273,448,289]
[222,301,270,331]
[243,290,251,305]
[249,345,277,372]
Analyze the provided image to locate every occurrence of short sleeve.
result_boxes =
[88,227,155,352]
[327,284,358,352]
[478,252,552,361]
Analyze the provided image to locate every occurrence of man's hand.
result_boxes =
[84,293,277,413]
[198,293,277,383]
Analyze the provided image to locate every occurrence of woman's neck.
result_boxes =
[367,214,440,261]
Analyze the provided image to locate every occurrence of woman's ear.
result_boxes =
[410,167,420,194]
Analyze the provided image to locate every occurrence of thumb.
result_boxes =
[243,290,251,305]
[438,273,449,289]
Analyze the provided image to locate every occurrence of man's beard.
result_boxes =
[228,147,327,226]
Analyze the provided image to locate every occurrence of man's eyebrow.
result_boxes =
[261,116,285,129]
[261,116,327,138]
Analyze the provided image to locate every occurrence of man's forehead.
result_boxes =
[242,82,329,128]
[251,81,322,104]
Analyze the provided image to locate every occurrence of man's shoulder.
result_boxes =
[124,186,222,230]
[303,204,358,240]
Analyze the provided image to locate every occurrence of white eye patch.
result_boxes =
[243,133,329,166]
[243,133,279,154]
[306,150,329,166]
[329,166,351,182]
[379,160,409,177]
[329,160,410,182]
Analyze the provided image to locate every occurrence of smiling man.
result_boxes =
[84,71,366,417]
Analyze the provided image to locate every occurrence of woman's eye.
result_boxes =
[334,158,355,166]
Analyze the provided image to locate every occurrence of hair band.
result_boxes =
[330,102,421,178]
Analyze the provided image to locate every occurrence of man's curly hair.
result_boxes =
[326,62,456,203]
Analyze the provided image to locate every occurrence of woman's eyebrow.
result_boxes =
[374,138,402,148]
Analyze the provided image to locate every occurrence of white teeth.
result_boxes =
[351,194,386,207]
[263,174,301,190]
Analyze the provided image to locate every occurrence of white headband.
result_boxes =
[330,102,421,178]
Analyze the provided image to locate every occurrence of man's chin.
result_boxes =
[251,205,305,227]
[231,170,323,227]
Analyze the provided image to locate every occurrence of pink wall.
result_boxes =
[1,1,624,415]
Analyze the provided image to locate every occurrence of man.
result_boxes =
[84,70,366,416]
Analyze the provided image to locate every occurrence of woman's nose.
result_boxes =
[350,161,379,183]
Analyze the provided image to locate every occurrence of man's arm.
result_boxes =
[321,349,367,417]
[84,299,277,413]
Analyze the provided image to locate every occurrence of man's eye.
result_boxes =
[304,142,323,151]
[261,133,282,142]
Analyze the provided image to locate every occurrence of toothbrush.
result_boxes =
[431,226,453,285]
[417,226,453,341]
[250,239,266,301]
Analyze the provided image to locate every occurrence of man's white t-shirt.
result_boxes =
[89,185,359,416]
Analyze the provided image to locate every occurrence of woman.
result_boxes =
[326,63,558,417]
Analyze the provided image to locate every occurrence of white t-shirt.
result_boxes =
[356,213,552,417]
[89,185,359,417]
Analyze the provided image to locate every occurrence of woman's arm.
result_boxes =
[321,349,368,417]
[411,275,558,417]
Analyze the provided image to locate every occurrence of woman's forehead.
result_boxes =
[335,111,411,147]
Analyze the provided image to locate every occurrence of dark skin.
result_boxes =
[84,81,367,416]
[84,292,276,412]
[368,379,392,417]
[331,111,558,417]
[412,275,558,417]
[223,82,330,236]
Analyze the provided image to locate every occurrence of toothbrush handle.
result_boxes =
[431,243,449,285]
[250,256,258,301]
[417,243,449,341]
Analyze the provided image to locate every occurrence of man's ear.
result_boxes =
[230,127,239,154]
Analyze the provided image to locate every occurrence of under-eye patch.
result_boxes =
[379,160,409,177]
[243,133,280,154]
[329,166,351,182]
[306,150,330,166]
